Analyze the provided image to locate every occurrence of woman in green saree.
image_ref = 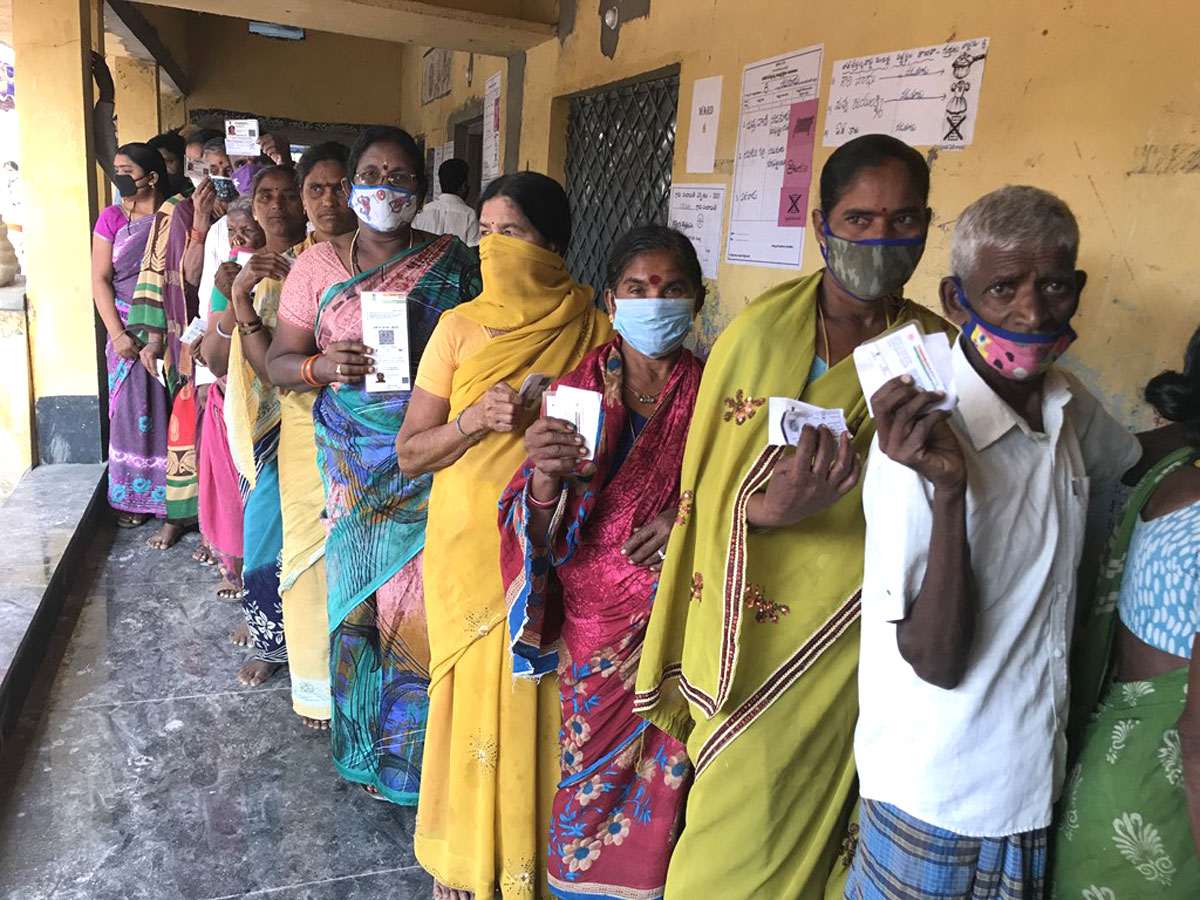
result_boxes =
[633,135,950,899]
[1053,327,1200,897]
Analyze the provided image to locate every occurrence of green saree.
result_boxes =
[1053,448,1200,898]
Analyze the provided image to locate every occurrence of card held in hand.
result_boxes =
[361,291,411,393]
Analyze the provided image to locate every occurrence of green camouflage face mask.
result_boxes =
[819,220,926,301]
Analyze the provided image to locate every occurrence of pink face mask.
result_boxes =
[955,279,1077,381]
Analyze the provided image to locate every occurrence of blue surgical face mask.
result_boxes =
[612,297,696,359]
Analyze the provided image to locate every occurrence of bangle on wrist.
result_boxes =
[300,354,322,388]
[237,319,263,336]
[188,228,207,244]
[527,485,561,510]
[455,409,474,437]
[214,319,233,340]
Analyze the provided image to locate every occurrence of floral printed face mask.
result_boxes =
[953,278,1076,381]
[349,184,418,233]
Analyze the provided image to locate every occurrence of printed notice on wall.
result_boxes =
[431,144,447,199]
[668,184,727,280]
[686,75,723,174]
[482,72,502,188]
[824,37,990,149]
[726,44,824,270]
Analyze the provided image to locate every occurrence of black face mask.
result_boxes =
[170,172,191,196]
[113,173,144,198]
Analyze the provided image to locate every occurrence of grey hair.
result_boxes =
[226,197,254,220]
[202,137,228,156]
[950,185,1080,281]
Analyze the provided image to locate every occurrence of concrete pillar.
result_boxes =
[13,0,104,464]
[112,55,160,145]
[159,88,186,133]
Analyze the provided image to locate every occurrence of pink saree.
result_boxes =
[499,336,702,900]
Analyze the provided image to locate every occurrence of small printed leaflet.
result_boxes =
[767,397,849,446]
[361,291,411,394]
[852,323,956,415]
[542,385,603,461]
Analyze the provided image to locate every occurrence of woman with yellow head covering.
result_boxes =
[397,172,611,900]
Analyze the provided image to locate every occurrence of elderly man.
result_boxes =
[845,185,1178,899]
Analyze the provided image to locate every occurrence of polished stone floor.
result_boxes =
[0,522,433,900]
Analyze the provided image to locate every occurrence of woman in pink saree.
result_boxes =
[499,226,705,900]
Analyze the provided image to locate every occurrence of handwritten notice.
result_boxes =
[686,75,723,174]
[824,37,990,149]
[482,72,502,188]
[669,183,727,280]
[777,98,818,227]
[726,45,824,270]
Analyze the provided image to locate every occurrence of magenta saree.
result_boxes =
[499,336,702,900]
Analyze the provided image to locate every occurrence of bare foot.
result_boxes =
[300,716,330,731]
[237,659,281,687]
[146,522,184,550]
[193,544,216,565]
[215,576,241,600]
[433,882,472,900]
[117,512,150,529]
[229,620,251,647]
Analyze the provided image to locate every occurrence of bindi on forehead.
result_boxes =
[649,274,662,285]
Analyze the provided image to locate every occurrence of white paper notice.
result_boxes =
[482,72,502,188]
[726,45,824,270]
[361,291,411,393]
[686,75,723,174]
[432,144,447,199]
[668,184,726,280]
[853,324,956,415]
[225,118,260,157]
[824,37,990,149]
[767,397,849,446]
[543,386,602,461]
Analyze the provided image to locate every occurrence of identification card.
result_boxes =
[542,385,603,460]
[225,118,260,157]
[361,291,411,393]
[518,372,553,409]
[767,397,849,446]
[852,323,956,415]
[180,317,207,345]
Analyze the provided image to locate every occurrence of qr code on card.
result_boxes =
[377,329,395,346]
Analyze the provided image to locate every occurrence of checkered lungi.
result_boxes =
[844,799,1046,900]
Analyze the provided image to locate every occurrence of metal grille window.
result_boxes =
[565,71,679,295]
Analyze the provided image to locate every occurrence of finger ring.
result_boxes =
[657,548,667,560]
[335,363,342,376]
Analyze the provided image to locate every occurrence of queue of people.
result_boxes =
[87,86,1199,900]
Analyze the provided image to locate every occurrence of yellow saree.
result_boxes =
[633,271,949,900]
[415,234,611,899]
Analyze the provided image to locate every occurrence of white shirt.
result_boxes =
[194,216,230,388]
[413,193,480,246]
[855,338,1142,837]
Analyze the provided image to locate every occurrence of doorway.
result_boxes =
[453,115,485,208]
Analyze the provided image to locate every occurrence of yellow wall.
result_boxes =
[398,46,507,163]
[111,55,160,145]
[518,0,1200,426]
[184,14,405,124]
